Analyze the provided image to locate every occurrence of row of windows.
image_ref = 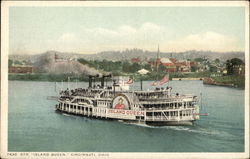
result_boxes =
[76,98,90,104]
[60,103,109,114]
[97,101,110,106]
[143,102,194,108]
[146,110,192,117]
[93,108,106,114]
[59,103,91,111]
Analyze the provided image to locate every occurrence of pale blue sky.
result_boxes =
[9,6,245,54]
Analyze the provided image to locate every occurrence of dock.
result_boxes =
[172,78,203,81]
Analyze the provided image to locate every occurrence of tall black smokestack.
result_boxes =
[101,76,105,88]
[89,76,92,88]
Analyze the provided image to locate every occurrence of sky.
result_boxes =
[9,6,246,54]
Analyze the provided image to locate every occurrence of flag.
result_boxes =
[152,81,158,86]
[126,78,133,84]
[160,75,169,85]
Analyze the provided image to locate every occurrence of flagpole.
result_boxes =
[132,76,134,103]
[168,73,170,87]
[156,45,160,83]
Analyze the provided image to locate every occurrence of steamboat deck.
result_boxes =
[55,75,200,126]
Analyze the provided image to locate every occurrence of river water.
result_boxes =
[8,80,245,152]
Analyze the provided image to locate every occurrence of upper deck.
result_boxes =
[59,86,197,104]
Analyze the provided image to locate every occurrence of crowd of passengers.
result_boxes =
[60,88,104,97]
[155,86,172,91]
[59,86,178,100]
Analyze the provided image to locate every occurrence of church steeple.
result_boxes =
[157,44,160,60]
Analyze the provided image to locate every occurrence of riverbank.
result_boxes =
[203,75,245,89]
[8,72,211,82]
[8,73,89,82]
[8,73,245,89]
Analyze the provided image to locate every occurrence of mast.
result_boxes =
[156,44,160,81]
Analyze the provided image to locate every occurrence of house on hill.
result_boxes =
[160,58,176,73]
[131,57,141,63]
[148,58,199,73]
[233,65,245,75]
[175,60,191,73]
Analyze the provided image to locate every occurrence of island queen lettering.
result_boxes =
[108,109,144,116]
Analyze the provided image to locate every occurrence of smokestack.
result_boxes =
[89,76,92,88]
[101,76,105,88]
[101,74,112,88]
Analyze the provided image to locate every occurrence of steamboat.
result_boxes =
[55,75,200,126]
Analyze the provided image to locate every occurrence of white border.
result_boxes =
[1,1,249,159]
[1,1,248,7]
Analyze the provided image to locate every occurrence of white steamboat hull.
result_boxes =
[55,102,199,126]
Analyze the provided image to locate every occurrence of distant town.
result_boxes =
[8,49,245,88]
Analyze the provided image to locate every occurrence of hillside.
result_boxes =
[9,49,245,64]
[82,49,245,62]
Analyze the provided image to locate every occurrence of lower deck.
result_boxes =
[56,101,199,125]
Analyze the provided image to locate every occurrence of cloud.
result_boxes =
[83,22,170,48]
[57,33,78,43]
[45,25,243,53]
[47,33,84,52]
[164,32,242,52]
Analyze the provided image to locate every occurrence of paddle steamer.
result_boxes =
[55,75,200,126]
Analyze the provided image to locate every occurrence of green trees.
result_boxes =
[191,65,198,72]
[209,65,218,72]
[214,58,220,64]
[8,59,13,67]
[78,58,145,75]
[159,64,166,73]
[226,58,244,75]
[194,58,204,62]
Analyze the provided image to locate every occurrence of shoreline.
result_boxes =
[203,76,245,89]
[8,73,244,89]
